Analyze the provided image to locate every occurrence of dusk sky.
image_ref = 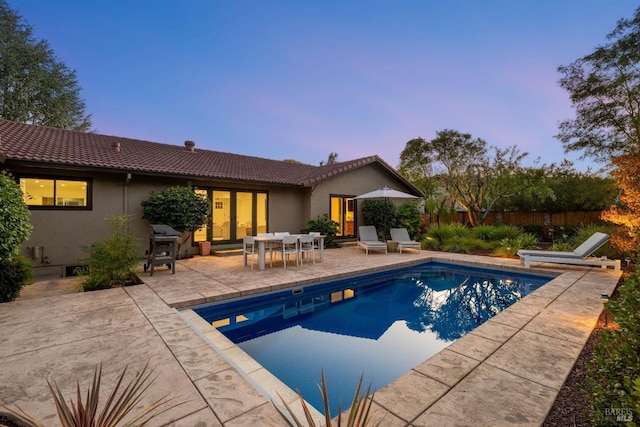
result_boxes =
[10,1,637,170]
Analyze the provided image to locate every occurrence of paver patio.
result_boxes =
[0,246,620,426]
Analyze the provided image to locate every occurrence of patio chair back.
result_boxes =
[281,235,299,269]
[299,234,316,264]
[243,236,257,269]
[359,225,381,242]
[573,232,610,257]
[390,228,411,242]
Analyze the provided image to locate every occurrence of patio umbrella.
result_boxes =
[354,186,419,200]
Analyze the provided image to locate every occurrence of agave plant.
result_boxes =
[273,370,382,427]
[0,361,184,427]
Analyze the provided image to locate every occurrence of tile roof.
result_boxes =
[0,120,419,193]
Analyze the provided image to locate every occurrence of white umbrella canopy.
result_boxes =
[354,186,419,200]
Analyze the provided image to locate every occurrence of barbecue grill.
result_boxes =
[144,224,180,276]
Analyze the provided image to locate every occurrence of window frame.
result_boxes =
[18,175,93,210]
[193,187,268,243]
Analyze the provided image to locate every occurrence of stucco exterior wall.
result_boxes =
[265,187,308,234]
[14,167,311,275]
[310,163,416,229]
[9,160,411,276]
[19,171,132,276]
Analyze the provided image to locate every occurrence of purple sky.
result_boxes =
[10,1,637,170]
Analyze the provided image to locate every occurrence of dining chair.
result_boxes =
[298,234,316,265]
[257,232,274,267]
[272,232,289,262]
[280,234,299,269]
[243,236,257,269]
[308,231,321,251]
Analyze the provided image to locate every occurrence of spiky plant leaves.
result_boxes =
[0,361,185,427]
[272,370,381,427]
[0,405,45,427]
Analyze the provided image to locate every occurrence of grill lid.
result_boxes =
[150,224,181,236]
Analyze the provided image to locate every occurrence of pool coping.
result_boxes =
[177,258,560,424]
[1,248,620,426]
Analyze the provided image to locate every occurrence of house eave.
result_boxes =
[3,159,303,188]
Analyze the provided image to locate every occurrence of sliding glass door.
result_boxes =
[330,195,356,238]
[194,188,268,243]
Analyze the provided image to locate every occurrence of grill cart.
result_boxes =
[144,224,180,276]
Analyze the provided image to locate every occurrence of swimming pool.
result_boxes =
[193,261,552,415]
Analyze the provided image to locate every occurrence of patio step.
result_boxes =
[212,249,243,257]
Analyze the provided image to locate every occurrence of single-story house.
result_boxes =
[0,119,422,277]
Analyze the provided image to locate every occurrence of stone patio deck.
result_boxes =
[0,246,620,426]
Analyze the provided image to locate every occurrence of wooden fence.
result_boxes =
[424,211,604,229]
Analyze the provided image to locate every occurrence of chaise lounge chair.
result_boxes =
[357,225,388,255]
[517,232,620,271]
[390,228,421,253]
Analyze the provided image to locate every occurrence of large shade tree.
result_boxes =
[557,7,640,161]
[493,160,617,212]
[399,137,456,226]
[0,0,91,130]
[557,6,640,250]
[399,130,528,227]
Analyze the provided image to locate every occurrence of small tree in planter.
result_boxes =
[141,184,210,258]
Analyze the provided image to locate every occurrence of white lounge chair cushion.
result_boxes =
[358,226,387,254]
[390,228,421,252]
[517,232,619,271]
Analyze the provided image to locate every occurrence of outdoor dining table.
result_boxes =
[250,234,325,270]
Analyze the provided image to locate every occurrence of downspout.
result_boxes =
[124,173,132,231]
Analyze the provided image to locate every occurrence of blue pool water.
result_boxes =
[193,261,552,416]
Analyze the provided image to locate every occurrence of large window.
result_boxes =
[331,195,356,238]
[193,188,268,243]
[20,177,91,209]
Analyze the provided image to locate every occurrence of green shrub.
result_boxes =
[0,170,32,261]
[489,225,522,240]
[0,255,34,302]
[396,201,422,239]
[442,242,470,253]
[439,236,495,254]
[522,224,544,240]
[426,224,471,245]
[301,214,339,248]
[493,233,539,257]
[362,200,398,241]
[79,216,140,292]
[550,242,574,252]
[585,268,640,425]
[471,225,498,241]
[422,236,442,250]
[548,225,578,243]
